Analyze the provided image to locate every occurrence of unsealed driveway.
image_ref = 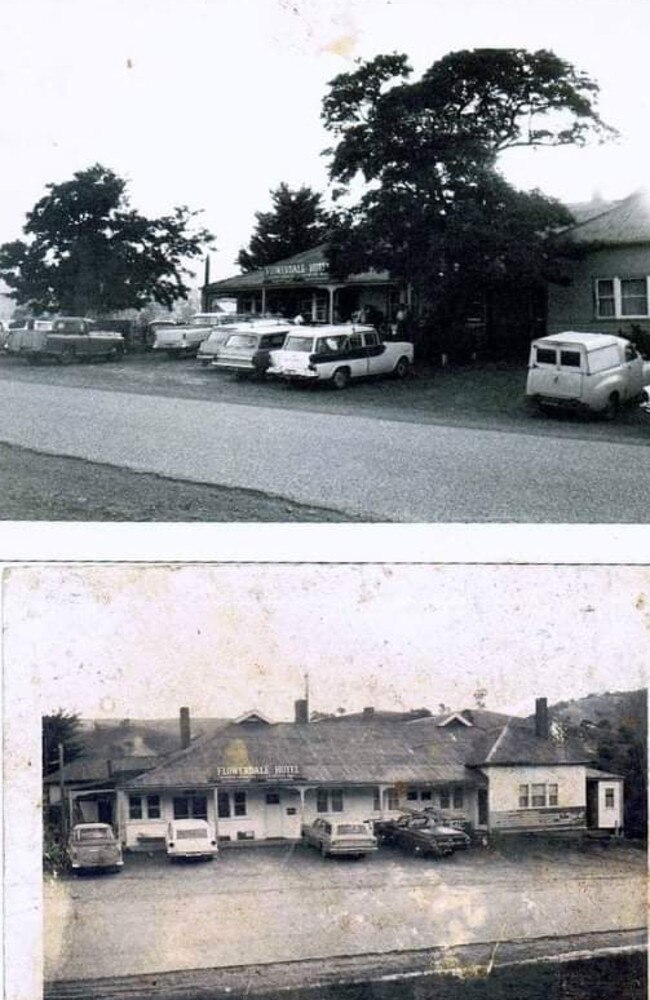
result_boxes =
[44,842,647,981]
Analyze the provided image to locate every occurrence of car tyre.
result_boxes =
[58,346,75,365]
[602,392,621,421]
[331,367,350,390]
[393,356,410,379]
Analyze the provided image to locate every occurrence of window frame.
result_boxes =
[517,782,560,810]
[595,276,650,320]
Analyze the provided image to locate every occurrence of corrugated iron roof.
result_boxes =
[564,189,650,245]
[206,243,392,292]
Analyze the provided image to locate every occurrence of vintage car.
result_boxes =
[7,317,124,364]
[152,313,239,358]
[268,325,414,388]
[301,817,378,858]
[67,823,124,873]
[641,386,650,414]
[212,321,291,377]
[196,325,243,366]
[374,812,471,857]
[526,332,650,418]
[165,819,219,861]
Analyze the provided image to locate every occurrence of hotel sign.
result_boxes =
[211,764,300,781]
[262,261,329,280]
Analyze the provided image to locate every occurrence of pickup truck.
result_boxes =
[153,313,242,358]
[7,317,124,364]
[268,325,414,388]
[374,812,471,857]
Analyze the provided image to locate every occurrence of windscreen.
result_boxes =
[176,828,208,839]
[225,334,258,349]
[336,824,370,835]
[77,827,114,842]
[283,336,314,352]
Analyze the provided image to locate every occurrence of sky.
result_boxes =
[1,0,649,292]
[4,563,648,722]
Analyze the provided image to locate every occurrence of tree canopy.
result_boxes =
[321,48,615,355]
[42,710,85,776]
[237,183,331,272]
[0,164,214,316]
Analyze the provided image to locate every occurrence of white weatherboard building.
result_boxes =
[116,700,624,851]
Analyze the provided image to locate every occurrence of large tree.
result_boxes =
[42,710,85,777]
[237,183,331,272]
[322,49,615,355]
[0,164,214,316]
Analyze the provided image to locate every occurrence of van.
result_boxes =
[526,332,650,418]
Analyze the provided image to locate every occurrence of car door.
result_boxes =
[347,331,369,378]
[364,331,389,375]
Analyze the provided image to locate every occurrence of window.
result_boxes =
[531,784,546,807]
[595,276,650,319]
[439,789,450,809]
[147,795,161,819]
[316,789,328,813]
[406,788,419,801]
[621,278,648,316]
[365,332,379,347]
[234,791,247,817]
[560,350,581,368]
[265,792,280,805]
[518,783,559,809]
[453,787,464,810]
[349,333,363,349]
[331,789,344,813]
[536,347,557,365]
[387,787,399,811]
[217,792,231,819]
[173,795,207,820]
[420,790,432,802]
[605,788,615,809]
[373,787,381,811]
[129,796,143,820]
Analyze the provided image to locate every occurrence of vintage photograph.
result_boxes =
[2,561,648,999]
[0,0,649,523]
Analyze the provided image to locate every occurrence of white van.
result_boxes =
[526,332,650,418]
[165,819,219,861]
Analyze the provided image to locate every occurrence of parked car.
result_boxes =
[526,332,650,418]
[374,812,471,857]
[268,325,414,388]
[212,321,291,378]
[67,823,124,873]
[196,326,240,366]
[301,817,378,858]
[7,317,124,364]
[165,818,219,861]
[152,313,237,358]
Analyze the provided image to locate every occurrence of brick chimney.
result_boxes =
[535,698,549,739]
[362,707,375,719]
[294,699,309,725]
[180,706,191,749]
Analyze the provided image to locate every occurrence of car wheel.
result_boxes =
[331,367,350,390]
[602,392,621,421]
[58,346,75,365]
[393,356,410,379]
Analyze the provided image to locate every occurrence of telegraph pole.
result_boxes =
[58,743,67,841]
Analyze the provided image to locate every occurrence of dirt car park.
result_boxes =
[44,839,646,983]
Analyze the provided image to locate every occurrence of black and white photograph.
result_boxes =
[3,561,648,1000]
[0,0,648,523]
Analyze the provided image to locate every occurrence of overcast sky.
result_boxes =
[4,563,648,722]
[1,0,649,291]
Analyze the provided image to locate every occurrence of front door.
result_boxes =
[477,789,488,827]
[264,791,284,838]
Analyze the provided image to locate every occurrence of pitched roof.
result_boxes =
[206,244,392,293]
[563,189,650,246]
[470,720,591,767]
[123,708,592,791]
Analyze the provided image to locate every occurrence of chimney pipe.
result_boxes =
[535,698,549,739]
[180,707,191,749]
[294,699,308,725]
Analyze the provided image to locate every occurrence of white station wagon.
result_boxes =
[526,332,650,418]
[268,325,414,388]
[165,819,219,861]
